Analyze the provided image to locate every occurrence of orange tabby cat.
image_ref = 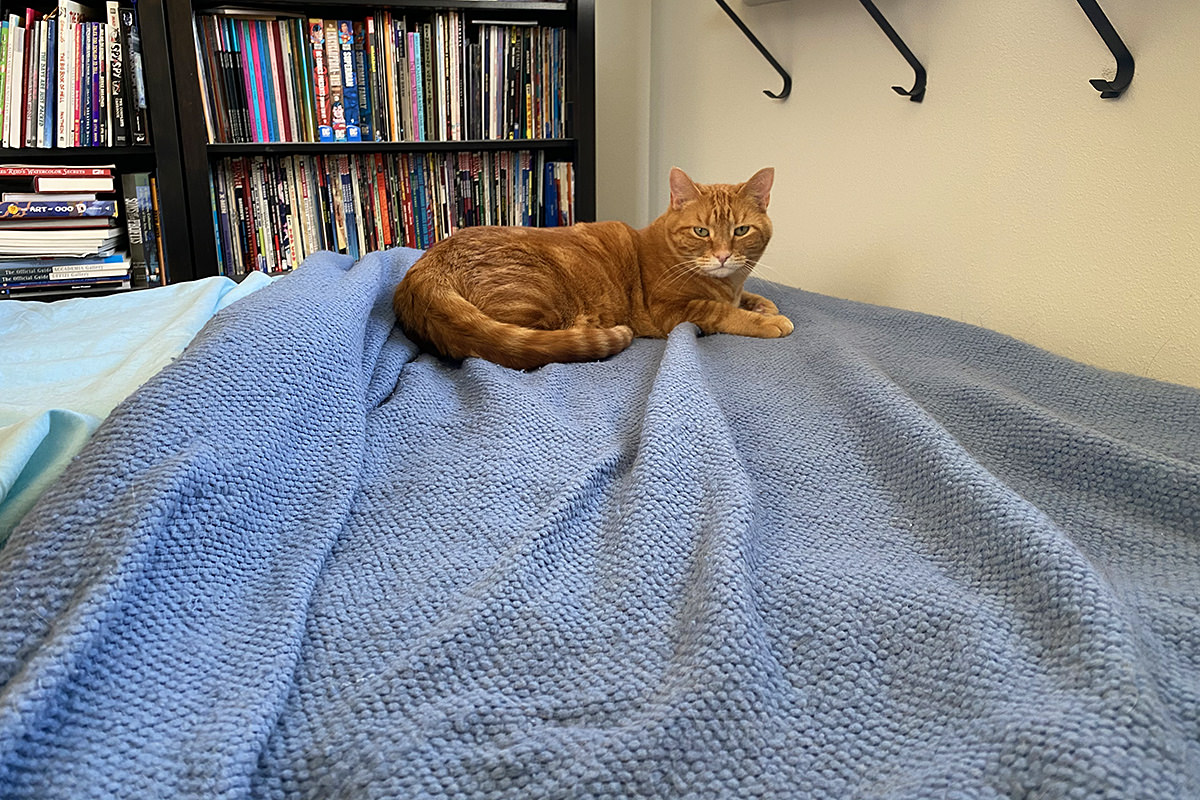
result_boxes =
[393,166,792,370]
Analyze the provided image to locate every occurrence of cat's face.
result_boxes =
[666,167,774,279]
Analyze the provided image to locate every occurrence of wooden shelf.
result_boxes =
[207,139,577,156]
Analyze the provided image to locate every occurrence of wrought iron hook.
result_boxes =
[1076,0,1133,98]
[714,0,792,99]
[858,0,926,102]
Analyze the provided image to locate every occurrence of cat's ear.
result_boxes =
[669,167,701,210]
[740,167,774,209]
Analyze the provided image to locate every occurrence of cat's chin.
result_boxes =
[704,262,745,279]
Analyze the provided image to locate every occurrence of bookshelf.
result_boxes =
[163,0,596,280]
[0,0,195,287]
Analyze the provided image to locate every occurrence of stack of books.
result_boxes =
[0,163,132,298]
[0,1,151,150]
[193,9,568,144]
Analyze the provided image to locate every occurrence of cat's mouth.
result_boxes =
[704,259,747,279]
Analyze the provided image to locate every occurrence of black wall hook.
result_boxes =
[858,0,926,102]
[1076,0,1133,98]
[714,0,792,99]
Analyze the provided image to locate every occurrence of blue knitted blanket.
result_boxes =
[1,248,1197,798]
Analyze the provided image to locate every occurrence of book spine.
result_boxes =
[0,198,116,217]
[337,20,359,142]
[33,20,47,147]
[120,4,148,144]
[270,22,291,141]
[277,21,295,141]
[323,20,343,142]
[93,21,104,146]
[308,20,331,143]
[0,266,130,282]
[132,173,158,282]
[45,19,57,146]
[211,166,229,275]
[0,21,9,147]
[353,20,370,142]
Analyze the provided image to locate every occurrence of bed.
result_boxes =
[0,247,1196,798]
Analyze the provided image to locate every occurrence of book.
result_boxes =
[308,19,331,142]
[0,199,117,218]
[106,2,128,146]
[0,252,130,282]
[119,1,148,145]
[353,20,370,141]
[337,20,360,141]
[0,164,113,177]
[322,20,343,142]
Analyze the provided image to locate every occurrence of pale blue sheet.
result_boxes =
[0,274,273,545]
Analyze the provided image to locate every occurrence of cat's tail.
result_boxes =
[394,280,634,371]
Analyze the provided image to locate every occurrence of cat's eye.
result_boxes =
[734,225,751,236]
[693,227,710,237]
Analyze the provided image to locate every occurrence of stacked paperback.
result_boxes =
[0,0,151,149]
[0,163,161,298]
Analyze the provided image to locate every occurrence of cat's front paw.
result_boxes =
[743,296,778,315]
[760,314,794,338]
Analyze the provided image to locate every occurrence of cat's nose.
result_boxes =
[715,251,732,266]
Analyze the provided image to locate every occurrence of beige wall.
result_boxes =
[597,0,1200,388]
[594,0,653,224]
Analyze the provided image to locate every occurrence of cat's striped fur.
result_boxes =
[393,167,791,370]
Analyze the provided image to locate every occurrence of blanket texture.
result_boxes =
[0,248,1197,799]
[0,272,273,546]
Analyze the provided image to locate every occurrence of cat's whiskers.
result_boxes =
[657,258,707,290]
[744,258,785,281]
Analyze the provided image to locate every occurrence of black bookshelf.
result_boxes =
[0,0,195,286]
[164,0,596,281]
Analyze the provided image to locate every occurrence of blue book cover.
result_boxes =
[44,18,57,147]
[410,157,427,249]
[412,32,425,143]
[337,21,360,141]
[337,160,358,259]
[543,160,557,227]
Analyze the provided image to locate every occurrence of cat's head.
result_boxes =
[665,167,774,279]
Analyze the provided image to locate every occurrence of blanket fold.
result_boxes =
[1,247,1197,799]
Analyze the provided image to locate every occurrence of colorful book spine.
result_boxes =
[0,198,117,218]
[337,20,359,142]
[309,20,331,142]
[353,20,371,142]
[323,20,344,142]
